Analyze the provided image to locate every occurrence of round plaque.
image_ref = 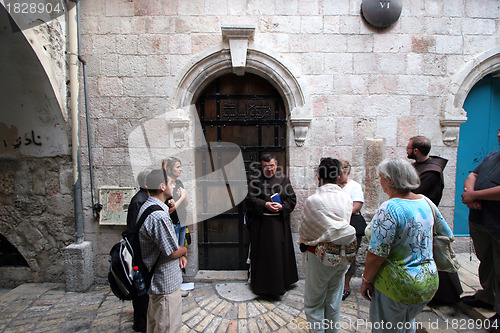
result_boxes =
[361,0,402,28]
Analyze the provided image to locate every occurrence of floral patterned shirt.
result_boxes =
[369,197,453,304]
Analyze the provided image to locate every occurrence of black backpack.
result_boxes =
[108,205,162,301]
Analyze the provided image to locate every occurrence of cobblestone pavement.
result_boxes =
[0,252,493,333]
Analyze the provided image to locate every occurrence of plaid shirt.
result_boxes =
[138,196,182,295]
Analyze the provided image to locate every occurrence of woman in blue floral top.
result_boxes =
[361,158,453,333]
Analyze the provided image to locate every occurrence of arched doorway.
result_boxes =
[454,74,500,235]
[195,73,287,270]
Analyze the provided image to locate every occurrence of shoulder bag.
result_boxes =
[422,195,460,273]
[350,213,366,236]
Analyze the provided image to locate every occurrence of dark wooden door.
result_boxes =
[196,73,287,270]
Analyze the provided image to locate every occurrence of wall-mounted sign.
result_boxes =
[99,187,137,225]
[361,0,402,29]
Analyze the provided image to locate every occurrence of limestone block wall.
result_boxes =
[78,0,500,281]
[0,3,72,287]
[0,157,74,287]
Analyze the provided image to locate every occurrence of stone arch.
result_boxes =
[3,5,66,119]
[440,47,500,145]
[172,32,312,146]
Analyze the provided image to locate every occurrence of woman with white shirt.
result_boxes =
[337,160,365,301]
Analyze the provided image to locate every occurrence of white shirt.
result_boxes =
[342,179,364,203]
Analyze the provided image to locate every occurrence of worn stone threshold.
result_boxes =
[194,270,248,282]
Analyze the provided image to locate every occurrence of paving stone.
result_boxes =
[263,312,280,331]
[246,301,261,317]
[276,303,301,317]
[247,317,259,332]
[185,308,208,328]
[204,297,222,312]
[0,253,490,332]
[268,310,288,327]
[227,319,238,333]
[211,299,231,316]
[194,312,215,331]
[238,302,247,319]
[216,318,231,332]
[198,294,219,308]
[181,306,199,322]
[274,307,295,323]
[219,302,237,319]
[256,314,271,332]
[203,315,223,332]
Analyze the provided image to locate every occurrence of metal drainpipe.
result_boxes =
[68,0,84,243]
[76,0,99,219]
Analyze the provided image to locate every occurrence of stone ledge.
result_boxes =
[194,270,247,282]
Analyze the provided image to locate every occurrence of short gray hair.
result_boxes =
[377,158,420,192]
[137,167,152,188]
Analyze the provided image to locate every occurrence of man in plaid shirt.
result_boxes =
[139,169,188,332]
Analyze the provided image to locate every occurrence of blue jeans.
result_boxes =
[174,224,186,247]
[304,251,349,333]
[370,288,427,333]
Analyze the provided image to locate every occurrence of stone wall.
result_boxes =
[78,0,500,281]
[0,157,74,287]
[0,1,73,287]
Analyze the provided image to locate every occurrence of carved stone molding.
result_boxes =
[440,47,500,145]
[440,117,467,146]
[221,25,255,76]
[171,118,190,148]
[290,118,312,147]
[173,37,313,147]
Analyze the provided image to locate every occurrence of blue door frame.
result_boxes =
[454,75,500,236]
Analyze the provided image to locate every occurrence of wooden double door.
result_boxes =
[195,73,287,270]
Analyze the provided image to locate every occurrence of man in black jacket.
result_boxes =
[461,129,500,326]
[126,168,151,333]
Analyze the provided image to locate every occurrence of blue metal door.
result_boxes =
[454,75,500,236]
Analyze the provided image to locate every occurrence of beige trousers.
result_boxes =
[147,288,182,333]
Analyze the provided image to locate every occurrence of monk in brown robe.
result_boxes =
[407,136,463,304]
